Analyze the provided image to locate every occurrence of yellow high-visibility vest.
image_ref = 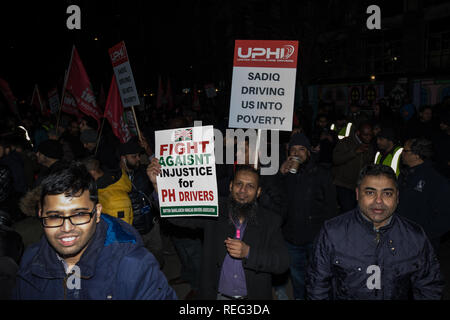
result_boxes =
[331,122,352,140]
[374,146,403,177]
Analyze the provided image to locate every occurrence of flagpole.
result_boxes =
[56,45,75,133]
[131,106,142,141]
[94,117,106,156]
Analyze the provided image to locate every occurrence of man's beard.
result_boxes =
[228,194,258,224]
[126,160,139,171]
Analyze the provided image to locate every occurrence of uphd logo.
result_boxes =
[238,45,295,60]
[110,46,127,64]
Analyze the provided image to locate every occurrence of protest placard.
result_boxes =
[155,125,218,217]
[228,40,299,131]
[108,41,141,108]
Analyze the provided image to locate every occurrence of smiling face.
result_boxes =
[356,175,398,229]
[39,190,102,267]
[229,170,261,206]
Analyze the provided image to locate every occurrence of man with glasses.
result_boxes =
[13,162,176,300]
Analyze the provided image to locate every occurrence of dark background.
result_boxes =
[1,0,450,102]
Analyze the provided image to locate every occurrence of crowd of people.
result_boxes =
[0,93,449,300]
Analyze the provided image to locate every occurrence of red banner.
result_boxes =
[61,91,81,118]
[104,75,131,143]
[62,46,102,123]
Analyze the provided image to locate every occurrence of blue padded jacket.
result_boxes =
[13,214,177,300]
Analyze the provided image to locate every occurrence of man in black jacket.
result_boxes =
[398,138,450,251]
[147,161,289,300]
[278,133,337,300]
[307,164,444,300]
[119,140,164,268]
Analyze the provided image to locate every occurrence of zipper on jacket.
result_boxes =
[374,229,383,299]
[375,231,381,244]
[63,275,68,300]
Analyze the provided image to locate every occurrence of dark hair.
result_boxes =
[357,121,373,132]
[356,164,398,190]
[408,138,434,161]
[39,162,98,208]
[419,105,432,113]
[81,116,98,131]
[233,165,260,187]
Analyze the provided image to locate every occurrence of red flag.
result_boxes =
[31,84,44,114]
[104,75,131,143]
[0,78,20,116]
[62,91,81,118]
[61,46,102,124]
[165,78,174,110]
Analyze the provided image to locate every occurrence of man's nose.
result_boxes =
[61,217,75,232]
[375,194,383,204]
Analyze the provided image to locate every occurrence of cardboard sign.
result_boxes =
[155,126,218,217]
[229,40,299,131]
[108,41,141,108]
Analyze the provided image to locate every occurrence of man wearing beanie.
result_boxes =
[278,133,337,300]
[374,127,403,176]
[34,140,65,187]
[119,139,164,269]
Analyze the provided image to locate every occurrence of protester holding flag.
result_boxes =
[119,139,164,268]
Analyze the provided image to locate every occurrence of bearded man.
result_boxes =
[147,160,289,300]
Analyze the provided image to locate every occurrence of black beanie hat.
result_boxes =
[119,140,143,156]
[37,140,63,160]
[289,133,311,151]
[377,128,397,142]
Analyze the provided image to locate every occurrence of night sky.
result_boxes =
[0,1,239,100]
[1,1,446,102]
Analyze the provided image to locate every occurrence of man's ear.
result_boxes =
[95,203,102,223]
[355,188,360,201]
[257,187,262,199]
[229,181,233,193]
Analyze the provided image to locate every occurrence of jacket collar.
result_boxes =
[354,207,396,233]
[28,217,108,280]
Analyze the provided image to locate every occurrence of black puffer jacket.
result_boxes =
[280,160,337,245]
[127,166,156,235]
[306,209,444,300]
[398,161,450,241]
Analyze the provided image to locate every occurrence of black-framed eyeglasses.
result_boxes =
[40,205,97,228]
